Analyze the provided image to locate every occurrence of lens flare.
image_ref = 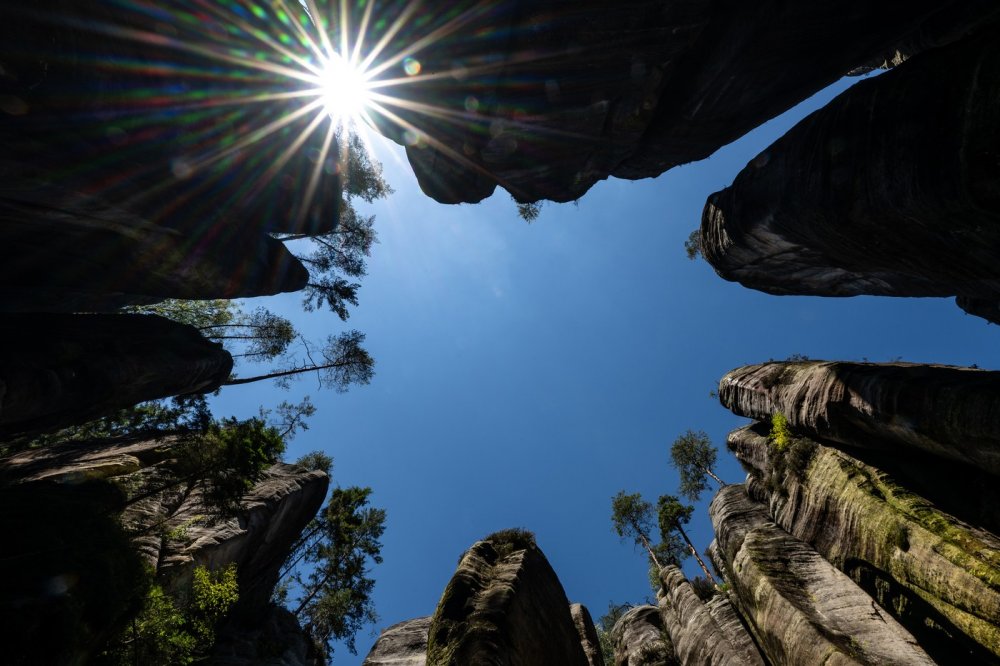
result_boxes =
[314,52,372,126]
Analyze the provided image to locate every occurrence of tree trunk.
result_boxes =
[223,361,345,385]
[675,522,715,584]
[705,467,726,487]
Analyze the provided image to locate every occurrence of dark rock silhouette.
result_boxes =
[366,1,999,204]
[702,27,1000,321]
[0,313,231,438]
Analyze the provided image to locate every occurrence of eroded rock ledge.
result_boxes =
[719,360,1000,476]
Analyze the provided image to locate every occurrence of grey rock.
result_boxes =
[710,485,935,665]
[657,565,761,665]
[426,530,589,665]
[610,605,675,666]
[729,423,1000,662]
[363,616,431,666]
[571,603,605,666]
[718,360,1000,476]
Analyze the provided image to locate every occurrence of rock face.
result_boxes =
[571,603,605,666]
[657,565,762,665]
[426,530,591,666]
[729,423,1000,662]
[710,485,935,665]
[357,1,999,204]
[718,360,1000,476]
[0,313,232,438]
[0,433,327,665]
[364,530,599,666]
[610,605,675,666]
[702,25,1000,321]
[363,617,431,666]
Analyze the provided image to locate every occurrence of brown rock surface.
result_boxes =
[718,360,1000,476]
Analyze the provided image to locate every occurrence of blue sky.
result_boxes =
[211,74,999,663]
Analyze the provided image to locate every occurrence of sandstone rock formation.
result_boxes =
[363,616,431,666]
[610,605,675,666]
[718,360,1000,476]
[710,484,935,665]
[702,25,1000,321]
[363,530,599,666]
[571,603,605,666]
[729,422,1000,662]
[0,433,327,665]
[0,313,232,438]
[657,565,762,665]
[426,530,592,665]
[361,1,999,204]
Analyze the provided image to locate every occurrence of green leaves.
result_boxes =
[282,486,386,660]
[670,429,719,502]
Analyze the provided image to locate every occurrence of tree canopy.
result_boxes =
[279,482,387,661]
[670,430,724,502]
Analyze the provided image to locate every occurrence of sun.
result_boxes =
[316,52,373,127]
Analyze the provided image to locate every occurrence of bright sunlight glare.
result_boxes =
[317,52,372,126]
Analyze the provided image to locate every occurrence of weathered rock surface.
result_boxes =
[729,423,1000,662]
[657,565,762,665]
[426,530,590,665]
[363,616,431,666]
[710,485,934,665]
[211,604,324,666]
[702,26,1000,320]
[0,313,232,438]
[719,360,1000,476]
[610,605,675,666]
[362,1,1000,204]
[571,603,605,666]
[130,461,329,623]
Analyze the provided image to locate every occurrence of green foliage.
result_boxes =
[281,486,386,661]
[484,527,536,558]
[7,393,211,454]
[296,450,334,476]
[656,495,694,542]
[169,417,285,517]
[611,491,655,551]
[670,429,720,502]
[189,564,240,648]
[684,228,702,260]
[224,329,374,391]
[103,565,238,666]
[768,412,794,452]
[516,200,542,223]
[125,299,238,329]
[689,576,717,601]
[762,418,817,497]
[596,602,630,666]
